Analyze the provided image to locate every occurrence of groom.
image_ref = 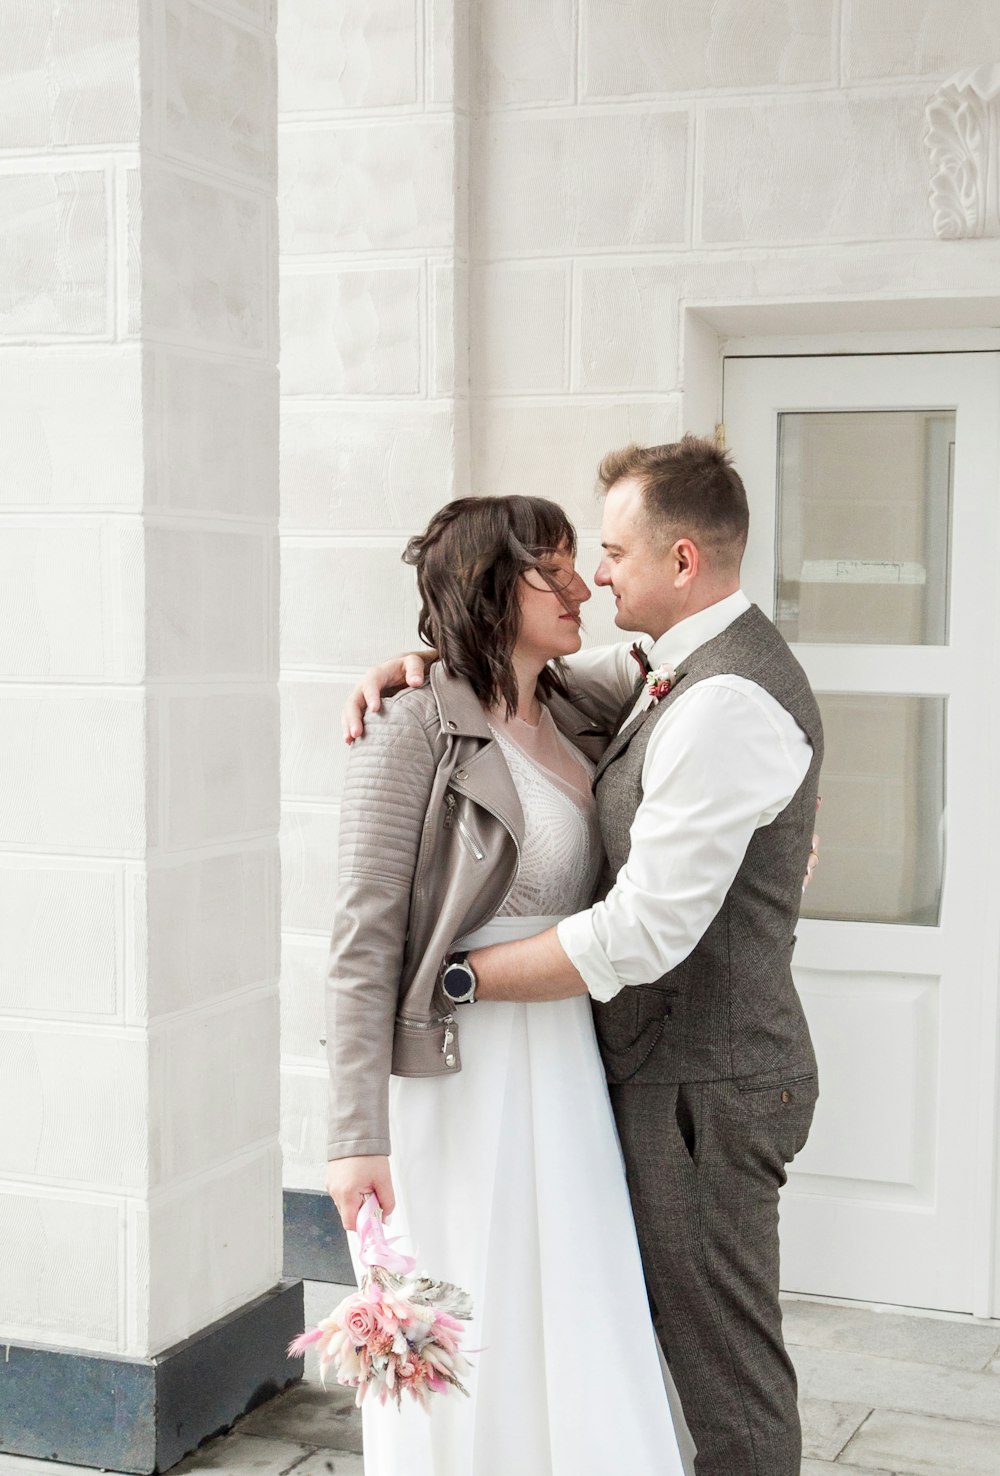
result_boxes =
[347,436,822,1476]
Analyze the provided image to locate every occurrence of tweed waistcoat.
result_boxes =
[592,604,823,1086]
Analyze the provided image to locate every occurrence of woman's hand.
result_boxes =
[326,1155,396,1231]
[342,651,436,743]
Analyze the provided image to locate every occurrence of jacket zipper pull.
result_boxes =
[443,792,456,829]
[441,1021,456,1067]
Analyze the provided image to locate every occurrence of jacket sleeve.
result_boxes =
[325,699,438,1159]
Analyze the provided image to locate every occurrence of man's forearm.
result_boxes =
[468,927,588,1002]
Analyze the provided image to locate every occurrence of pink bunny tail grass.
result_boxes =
[287,1327,325,1358]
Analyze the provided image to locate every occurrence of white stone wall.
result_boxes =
[0,0,279,1359]
[276,2,1000,1197]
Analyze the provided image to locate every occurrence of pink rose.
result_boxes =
[342,1295,379,1345]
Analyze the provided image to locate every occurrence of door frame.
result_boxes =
[718,347,1000,1317]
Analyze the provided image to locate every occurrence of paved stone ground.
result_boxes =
[1,1284,998,1476]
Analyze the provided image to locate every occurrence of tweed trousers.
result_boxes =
[610,1071,818,1476]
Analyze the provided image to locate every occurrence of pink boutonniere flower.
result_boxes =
[645,663,680,705]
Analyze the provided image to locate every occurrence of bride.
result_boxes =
[324,494,694,1476]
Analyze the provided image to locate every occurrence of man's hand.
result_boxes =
[325,1155,395,1231]
[342,652,433,743]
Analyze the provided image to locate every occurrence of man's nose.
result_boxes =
[594,560,611,587]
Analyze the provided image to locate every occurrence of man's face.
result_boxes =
[594,477,683,640]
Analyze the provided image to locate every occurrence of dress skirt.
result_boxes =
[350,915,694,1476]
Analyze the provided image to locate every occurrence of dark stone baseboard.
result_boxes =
[282,1188,354,1284]
[0,1279,304,1474]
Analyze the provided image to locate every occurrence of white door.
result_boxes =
[723,352,1000,1315]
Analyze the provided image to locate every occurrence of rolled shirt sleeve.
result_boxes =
[557,676,812,1003]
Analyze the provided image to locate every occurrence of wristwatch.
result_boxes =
[441,951,478,1005]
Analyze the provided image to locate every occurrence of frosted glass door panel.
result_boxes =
[803,693,945,927]
[777,411,955,645]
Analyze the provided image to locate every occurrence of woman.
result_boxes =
[325,496,692,1476]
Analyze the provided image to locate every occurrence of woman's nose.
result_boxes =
[573,572,592,602]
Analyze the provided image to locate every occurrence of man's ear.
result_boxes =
[673,537,700,587]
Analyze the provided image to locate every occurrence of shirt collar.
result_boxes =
[645,589,751,673]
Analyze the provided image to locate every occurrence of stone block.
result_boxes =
[473,0,574,107]
[471,265,569,394]
[145,527,272,680]
[0,349,142,509]
[281,680,355,798]
[147,845,278,1018]
[0,520,143,681]
[280,119,454,255]
[0,1191,121,1348]
[163,0,275,182]
[155,690,279,849]
[143,161,269,352]
[0,173,107,337]
[279,937,327,1061]
[149,992,279,1184]
[0,862,121,1019]
[280,266,423,396]
[147,1146,282,1355]
[844,0,1000,81]
[280,405,454,532]
[699,94,932,244]
[278,0,419,113]
[280,1067,328,1190]
[428,0,464,106]
[280,806,339,935]
[0,0,139,150]
[799,1397,872,1461]
[431,262,468,398]
[578,264,680,391]
[0,1030,146,1191]
[470,399,681,528]
[125,164,141,337]
[842,1406,1000,1473]
[145,351,277,519]
[782,1296,1000,1372]
[280,543,419,668]
[0,693,146,854]
[583,0,836,96]
[473,110,690,255]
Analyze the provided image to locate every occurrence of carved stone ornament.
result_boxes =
[924,63,1000,239]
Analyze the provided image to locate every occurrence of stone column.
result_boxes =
[277,0,469,1271]
[0,4,295,1470]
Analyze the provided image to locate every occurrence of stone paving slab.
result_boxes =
[281,1452,364,1476]
[841,1408,1000,1474]
[783,1297,1000,1372]
[793,1343,1000,1426]
[800,1461,893,1475]
[800,1397,872,1460]
[168,1435,312,1476]
[237,1384,362,1455]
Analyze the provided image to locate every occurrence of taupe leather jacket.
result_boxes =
[325,665,608,1160]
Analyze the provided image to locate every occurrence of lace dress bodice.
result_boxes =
[488,714,603,918]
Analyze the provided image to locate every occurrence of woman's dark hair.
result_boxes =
[403,496,578,717]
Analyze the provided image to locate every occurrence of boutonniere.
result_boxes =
[644,663,682,704]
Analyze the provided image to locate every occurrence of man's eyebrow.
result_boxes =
[600,541,624,553]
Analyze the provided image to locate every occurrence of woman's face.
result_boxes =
[515,544,591,664]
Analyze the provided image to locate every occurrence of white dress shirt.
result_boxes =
[557,591,812,1003]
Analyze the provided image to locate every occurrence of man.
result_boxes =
[344,437,822,1476]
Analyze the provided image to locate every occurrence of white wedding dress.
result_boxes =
[352,708,694,1476]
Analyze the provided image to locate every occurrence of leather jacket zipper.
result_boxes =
[443,792,485,860]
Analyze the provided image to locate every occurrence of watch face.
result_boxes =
[443,962,474,1001]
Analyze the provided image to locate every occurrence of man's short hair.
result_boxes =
[597,436,750,569]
